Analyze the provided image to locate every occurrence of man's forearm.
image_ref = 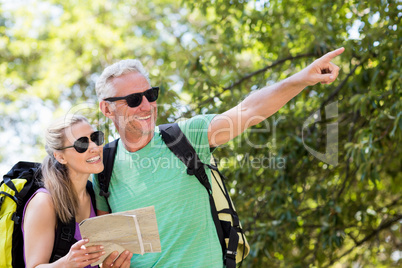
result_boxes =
[209,75,306,147]
[238,75,306,127]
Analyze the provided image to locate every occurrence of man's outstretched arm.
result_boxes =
[208,47,345,147]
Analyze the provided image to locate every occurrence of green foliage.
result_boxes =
[1,0,401,266]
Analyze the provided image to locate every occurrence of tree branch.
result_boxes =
[336,110,359,199]
[347,233,359,245]
[199,53,316,106]
[375,198,402,213]
[324,214,402,267]
[223,53,316,92]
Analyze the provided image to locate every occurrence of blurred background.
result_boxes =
[1,0,401,267]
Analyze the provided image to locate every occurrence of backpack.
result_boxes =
[97,123,250,267]
[0,161,96,267]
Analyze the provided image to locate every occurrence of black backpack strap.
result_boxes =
[159,123,227,264]
[159,124,211,191]
[49,181,97,262]
[97,139,119,213]
[86,180,97,214]
[50,217,76,262]
[1,177,19,206]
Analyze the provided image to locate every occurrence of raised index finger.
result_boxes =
[321,47,345,62]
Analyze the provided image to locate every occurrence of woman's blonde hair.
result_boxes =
[41,114,89,224]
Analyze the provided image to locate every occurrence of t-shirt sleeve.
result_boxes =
[177,114,217,164]
[91,174,109,212]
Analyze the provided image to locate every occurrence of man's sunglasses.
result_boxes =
[104,87,159,108]
[57,131,105,153]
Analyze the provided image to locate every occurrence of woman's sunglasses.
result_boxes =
[57,131,105,153]
[104,87,159,108]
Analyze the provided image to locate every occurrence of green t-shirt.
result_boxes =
[93,114,223,267]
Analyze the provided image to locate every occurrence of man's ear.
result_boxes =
[100,101,115,119]
[53,151,67,165]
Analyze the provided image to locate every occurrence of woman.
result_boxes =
[22,115,132,267]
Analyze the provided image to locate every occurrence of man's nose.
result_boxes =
[138,95,151,110]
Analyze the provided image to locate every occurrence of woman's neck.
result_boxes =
[68,170,90,198]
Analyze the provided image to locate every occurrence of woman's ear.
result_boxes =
[53,151,67,165]
[100,101,114,119]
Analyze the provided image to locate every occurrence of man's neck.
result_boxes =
[120,132,154,152]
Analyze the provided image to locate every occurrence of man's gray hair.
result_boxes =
[95,59,150,101]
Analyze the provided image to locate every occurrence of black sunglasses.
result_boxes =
[57,131,105,153]
[104,87,159,108]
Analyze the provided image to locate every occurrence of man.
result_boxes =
[93,47,344,267]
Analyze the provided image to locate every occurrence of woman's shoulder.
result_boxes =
[25,189,55,215]
[23,188,57,233]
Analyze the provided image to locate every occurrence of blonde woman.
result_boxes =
[22,115,132,268]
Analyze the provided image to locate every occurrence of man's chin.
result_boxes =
[135,122,156,136]
[141,128,154,136]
